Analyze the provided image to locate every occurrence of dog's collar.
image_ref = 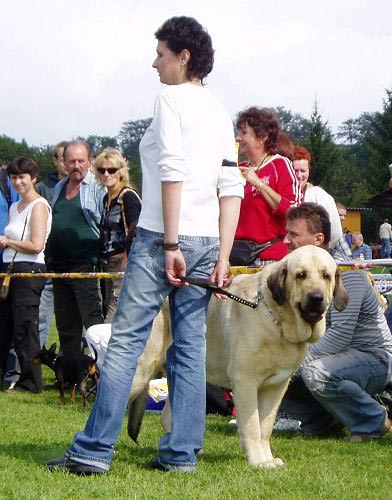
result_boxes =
[255,289,282,327]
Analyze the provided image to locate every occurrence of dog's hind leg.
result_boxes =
[59,382,65,405]
[257,380,290,468]
[79,380,88,407]
[70,384,76,404]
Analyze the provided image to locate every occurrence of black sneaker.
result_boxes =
[46,454,107,475]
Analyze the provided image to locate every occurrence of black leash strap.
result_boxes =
[180,276,259,309]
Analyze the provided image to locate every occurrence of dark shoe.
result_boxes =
[47,454,107,475]
[149,459,170,472]
[347,416,392,442]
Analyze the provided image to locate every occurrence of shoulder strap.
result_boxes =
[0,169,11,206]
[118,188,141,236]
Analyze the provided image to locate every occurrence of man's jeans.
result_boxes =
[67,228,219,471]
[281,348,392,437]
[381,238,391,259]
[38,279,54,348]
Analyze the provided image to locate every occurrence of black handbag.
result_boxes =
[229,240,265,266]
[230,237,283,266]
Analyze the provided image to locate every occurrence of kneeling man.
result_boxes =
[280,203,392,440]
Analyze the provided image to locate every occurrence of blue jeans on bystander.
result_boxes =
[281,347,392,437]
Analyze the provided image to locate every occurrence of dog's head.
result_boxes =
[267,246,348,342]
[31,342,57,366]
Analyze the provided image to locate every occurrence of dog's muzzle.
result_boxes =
[298,292,326,324]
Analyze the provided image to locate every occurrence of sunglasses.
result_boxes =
[96,167,119,175]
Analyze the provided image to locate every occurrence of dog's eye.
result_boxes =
[296,272,306,280]
[322,272,330,280]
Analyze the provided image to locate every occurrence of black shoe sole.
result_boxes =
[47,456,107,475]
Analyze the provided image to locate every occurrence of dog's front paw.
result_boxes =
[257,457,284,469]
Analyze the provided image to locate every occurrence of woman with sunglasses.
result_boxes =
[94,148,141,323]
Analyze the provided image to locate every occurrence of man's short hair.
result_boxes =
[286,203,331,245]
[53,141,68,160]
[63,140,91,161]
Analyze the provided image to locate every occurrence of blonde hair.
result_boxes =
[93,147,133,190]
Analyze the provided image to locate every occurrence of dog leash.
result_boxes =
[180,276,259,309]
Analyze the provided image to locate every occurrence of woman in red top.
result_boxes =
[233,107,301,262]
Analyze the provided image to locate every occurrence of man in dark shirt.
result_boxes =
[46,141,105,356]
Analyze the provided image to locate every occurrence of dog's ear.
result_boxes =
[333,269,349,311]
[267,261,287,306]
[49,343,57,353]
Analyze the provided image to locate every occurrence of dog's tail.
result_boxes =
[127,387,149,444]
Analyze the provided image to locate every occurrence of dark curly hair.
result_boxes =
[155,16,214,82]
[236,107,280,154]
[7,156,39,179]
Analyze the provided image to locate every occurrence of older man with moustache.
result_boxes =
[45,141,105,356]
[279,202,392,441]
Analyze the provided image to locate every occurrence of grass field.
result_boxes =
[1,326,392,499]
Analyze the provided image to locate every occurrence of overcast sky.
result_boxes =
[1,0,391,147]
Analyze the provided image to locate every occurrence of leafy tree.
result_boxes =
[276,106,311,143]
[118,118,152,163]
[118,118,152,191]
[303,101,340,189]
[363,88,392,194]
[0,135,32,163]
[336,113,375,145]
[78,135,119,156]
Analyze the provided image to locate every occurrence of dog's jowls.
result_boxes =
[127,245,348,468]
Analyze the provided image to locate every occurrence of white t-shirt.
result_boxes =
[304,185,342,248]
[138,83,244,237]
[3,197,52,264]
[380,222,392,239]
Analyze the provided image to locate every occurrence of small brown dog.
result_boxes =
[32,342,99,405]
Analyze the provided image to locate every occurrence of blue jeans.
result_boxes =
[67,228,219,471]
[381,238,391,259]
[281,348,392,437]
[38,279,54,348]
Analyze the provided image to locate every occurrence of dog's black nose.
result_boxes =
[307,292,324,305]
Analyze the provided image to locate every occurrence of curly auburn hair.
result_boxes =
[155,16,214,82]
[236,107,280,154]
[293,145,312,168]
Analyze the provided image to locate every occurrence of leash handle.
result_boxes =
[180,276,258,309]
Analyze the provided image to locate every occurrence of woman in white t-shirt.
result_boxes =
[0,157,52,393]
[47,16,244,475]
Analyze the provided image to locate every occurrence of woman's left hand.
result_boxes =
[210,259,232,299]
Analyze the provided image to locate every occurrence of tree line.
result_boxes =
[1,88,391,240]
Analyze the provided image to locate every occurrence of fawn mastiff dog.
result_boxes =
[127,245,348,468]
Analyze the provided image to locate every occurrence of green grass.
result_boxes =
[1,326,392,499]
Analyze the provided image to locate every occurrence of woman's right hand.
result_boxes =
[238,165,260,187]
[0,235,8,249]
[165,249,187,286]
